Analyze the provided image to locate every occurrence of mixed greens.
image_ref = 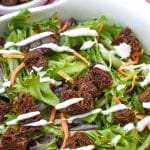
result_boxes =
[0,9,150,150]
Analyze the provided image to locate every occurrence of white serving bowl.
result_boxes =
[0,0,48,15]
[0,0,150,52]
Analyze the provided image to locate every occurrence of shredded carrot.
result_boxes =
[59,21,69,32]
[118,57,139,76]
[147,125,150,131]
[2,54,24,59]
[113,96,121,104]
[58,18,62,30]
[98,23,104,32]
[72,51,90,65]
[58,71,74,84]
[49,107,56,124]
[126,76,136,93]
[131,49,143,58]
[60,113,69,149]
[10,63,25,86]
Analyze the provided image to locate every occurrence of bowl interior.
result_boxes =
[0,0,150,52]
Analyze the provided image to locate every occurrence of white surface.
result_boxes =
[0,0,48,15]
[0,0,150,52]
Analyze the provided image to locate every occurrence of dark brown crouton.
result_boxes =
[0,100,11,122]
[15,93,42,133]
[139,87,150,103]
[1,0,17,6]
[65,132,95,149]
[114,109,135,125]
[0,37,5,46]
[112,27,142,53]
[60,90,94,115]
[23,33,59,55]
[89,65,112,92]
[24,51,47,70]
[79,81,99,97]
[74,74,93,89]
[1,128,30,150]
[74,74,98,97]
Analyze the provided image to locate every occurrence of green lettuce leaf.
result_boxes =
[14,74,59,106]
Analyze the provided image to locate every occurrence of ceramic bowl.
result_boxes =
[0,0,150,52]
[0,0,48,15]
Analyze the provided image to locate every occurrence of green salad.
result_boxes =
[0,9,150,150]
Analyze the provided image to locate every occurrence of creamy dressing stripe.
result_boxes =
[6,111,40,125]
[94,64,110,72]
[142,102,150,109]
[4,31,54,48]
[80,40,96,50]
[0,50,22,54]
[61,28,98,37]
[29,43,74,52]
[55,98,84,110]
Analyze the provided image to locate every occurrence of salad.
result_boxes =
[0,9,150,150]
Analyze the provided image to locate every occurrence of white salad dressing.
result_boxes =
[102,104,128,115]
[113,43,131,59]
[40,77,62,86]
[0,87,5,94]
[123,123,135,132]
[24,119,49,126]
[6,111,40,125]
[109,135,121,146]
[0,79,11,94]
[122,64,145,70]
[0,125,5,130]
[55,98,84,110]
[123,63,150,87]
[139,70,150,87]
[29,43,74,52]
[136,116,150,131]
[80,40,96,50]
[64,145,95,150]
[4,31,54,48]
[61,28,98,37]
[32,66,62,86]
[32,66,43,72]
[117,84,126,91]
[0,50,22,54]
[94,64,110,72]
[142,102,150,109]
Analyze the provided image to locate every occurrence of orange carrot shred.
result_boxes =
[118,57,139,76]
[58,18,62,30]
[60,113,69,149]
[58,71,74,84]
[59,21,69,32]
[2,54,24,59]
[10,62,25,86]
[132,49,143,58]
[126,76,136,93]
[98,23,104,32]
[113,96,121,104]
[49,107,56,124]
[72,51,90,66]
